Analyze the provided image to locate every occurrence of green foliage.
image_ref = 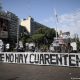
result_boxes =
[31,33,45,43]
[21,34,30,43]
[21,27,56,50]
[45,28,56,44]
[32,27,56,49]
[26,37,33,43]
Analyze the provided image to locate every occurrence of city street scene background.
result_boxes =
[0,0,80,80]
[0,0,80,52]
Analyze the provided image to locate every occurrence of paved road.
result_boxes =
[0,63,80,80]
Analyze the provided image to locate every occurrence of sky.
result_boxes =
[1,0,80,37]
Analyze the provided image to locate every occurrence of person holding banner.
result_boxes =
[67,43,73,53]
[5,43,10,52]
[0,39,4,52]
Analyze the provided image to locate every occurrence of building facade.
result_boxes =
[19,25,29,38]
[21,16,48,34]
[0,10,19,47]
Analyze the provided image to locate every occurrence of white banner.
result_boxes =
[0,52,80,67]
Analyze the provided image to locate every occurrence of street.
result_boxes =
[0,63,80,80]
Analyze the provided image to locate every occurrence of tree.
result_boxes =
[31,33,45,48]
[21,27,56,51]
[21,34,30,44]
[32,27,56,49]
[45,28,56,44]
[32,34,45,42]
[35,28,56,44]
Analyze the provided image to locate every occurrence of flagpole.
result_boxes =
[54,9,59,52]
[54,8,58,39]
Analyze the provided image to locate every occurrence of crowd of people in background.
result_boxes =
[0,39,78,53]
